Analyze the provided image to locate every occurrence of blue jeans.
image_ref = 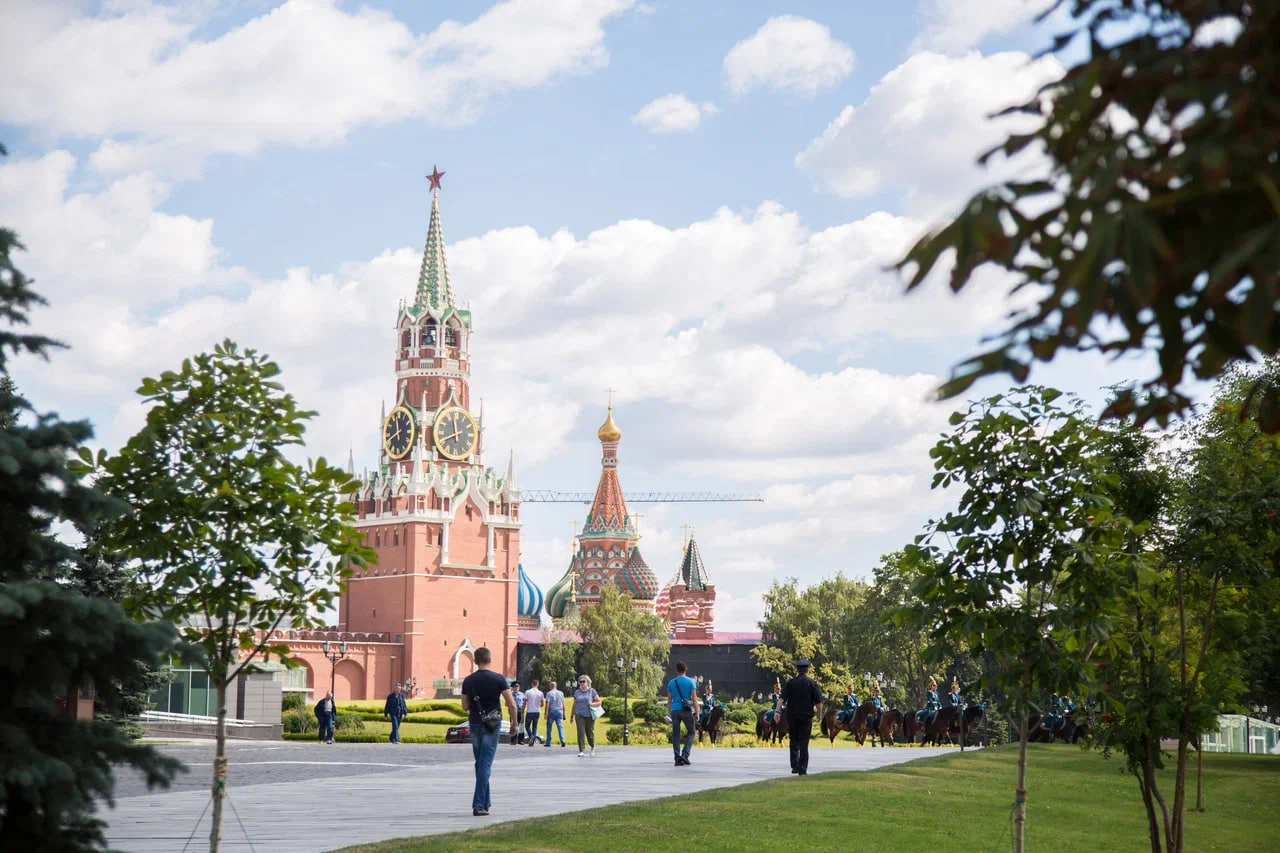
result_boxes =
[672,708,695,759]
[545,710,565,745]
[389,715,402,743]
[525,712,540,740]
[469,726,500,811]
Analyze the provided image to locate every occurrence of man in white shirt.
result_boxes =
[523,679,544,745]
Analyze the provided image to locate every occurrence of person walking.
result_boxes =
[543,680,566,747]
[523,679,544,745]
[780,659,823,775]
[666,661,699,766]
[460,646,518,817]
[384,682,408,744]
[314,691,336,744]
[510,681,526,744]
[572,674,602,757]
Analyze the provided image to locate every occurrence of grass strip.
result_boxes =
[329,746,1278,853]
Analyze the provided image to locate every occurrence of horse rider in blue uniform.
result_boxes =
[946,680,963,709]
[916,678,940,725]
[765,680,783,724]
[1043,693,1062,732]
[837,684,859,724]
[867,681,885,731]
[1052,694,1075,732]
[699,682,717,729]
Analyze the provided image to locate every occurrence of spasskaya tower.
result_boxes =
[340,167,522,692]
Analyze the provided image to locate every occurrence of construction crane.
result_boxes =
[522,490,762,503]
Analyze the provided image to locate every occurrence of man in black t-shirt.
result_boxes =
[780,659,824,775]
[460,647,517,817]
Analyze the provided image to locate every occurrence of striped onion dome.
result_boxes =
[546,554,577,620]
[517,563,543,620]
[654,577,674,619]
[618,547,659,600]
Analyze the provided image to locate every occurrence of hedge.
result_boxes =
[282,692,307,712]
[282,733,446,744]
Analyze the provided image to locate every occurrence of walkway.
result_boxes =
[103,740,959,852]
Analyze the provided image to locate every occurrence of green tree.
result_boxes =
[87,341,374,853]
[0,199,181,850]
[896,1,1280,428]
[70,523,173,740]
[574,586,669,698]
[845,550,934,703]
[753,574,869,673]
[532,627,580,688]
[897,386,1127,853]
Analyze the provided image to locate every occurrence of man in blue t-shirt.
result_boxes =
[460,647,517,817]
[666,661,700,767]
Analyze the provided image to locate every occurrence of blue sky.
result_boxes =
[0,0,1187,629]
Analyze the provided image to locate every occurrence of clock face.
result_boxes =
[433,406,477,460]
[382,406,416,460]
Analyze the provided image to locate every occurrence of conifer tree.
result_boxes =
[0,147,181,850]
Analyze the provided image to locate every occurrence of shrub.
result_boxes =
[405,711,466,725]
[727,708,755,726]
[282,692,307,712]
[335,712,365,732]
[633,699,667,724]
[282,732,446,744]
[601,697,634,724]
[606,726,624,744]
[282,709,318,734]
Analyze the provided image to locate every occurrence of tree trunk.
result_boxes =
[1014,706,1029,853]
[1195,735,1203,812]
[1137,767,1163,853]
[1170,738,1189,852]
[209,680,229,853]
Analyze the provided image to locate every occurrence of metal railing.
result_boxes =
[139,710,262,728]
[521,490,762,503]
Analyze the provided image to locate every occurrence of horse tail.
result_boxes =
[820,713,829,737]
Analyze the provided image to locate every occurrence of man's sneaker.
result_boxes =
[578,751,585,757]
[682,756,691,765]
[589,747,595,757]
[674,758,682,766]
[473,808,488,816]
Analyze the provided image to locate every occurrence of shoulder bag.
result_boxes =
[588,689,604,720]
[474,693,502,733]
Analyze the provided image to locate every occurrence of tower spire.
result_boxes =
[414,165,453,311]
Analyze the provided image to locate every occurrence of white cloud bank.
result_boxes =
[723,15,854,96]
[0,0,634,172]
[631,94,719,133]
[795,50,1062,217]
[911,0,1051,54]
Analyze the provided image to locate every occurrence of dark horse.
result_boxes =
[820,703,865,745]
[1029,709,1090,744]
[698,705,726,744]
[922,704,984,746]
[757,707,787,744]
[902,709,923,744]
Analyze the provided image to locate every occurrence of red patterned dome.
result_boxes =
[655,578,674,618]
[619,547,658,600]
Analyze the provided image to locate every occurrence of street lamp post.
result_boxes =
[322,639,348,701]
[616,656,638,745]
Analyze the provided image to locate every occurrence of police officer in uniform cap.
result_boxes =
[780,658,824,775]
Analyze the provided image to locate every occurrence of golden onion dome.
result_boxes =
[597,406,622,443]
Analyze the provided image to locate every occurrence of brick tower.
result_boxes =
[341,167,522,692]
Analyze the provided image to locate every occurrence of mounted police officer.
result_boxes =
[699,682,717,730]
[837,684,859,724]
[946,680,963,709]
[765,680,783,725]
[917,678,940,726]
[780,659,823,776]
[867,681,885,732]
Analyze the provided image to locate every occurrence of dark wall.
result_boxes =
[517,642,773,701]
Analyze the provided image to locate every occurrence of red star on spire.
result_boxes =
[427,165,445,191]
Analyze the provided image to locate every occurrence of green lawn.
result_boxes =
[329,747,1278,853]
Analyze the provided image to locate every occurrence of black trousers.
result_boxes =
[789,714,813,772]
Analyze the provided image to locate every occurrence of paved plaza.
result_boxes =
[103,740,958,852]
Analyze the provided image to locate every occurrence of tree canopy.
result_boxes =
[574,586,670,698]
[898,1,1279,428]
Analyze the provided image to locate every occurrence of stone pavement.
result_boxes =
[103,740,958,852]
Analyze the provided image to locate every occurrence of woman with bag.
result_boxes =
[572,674,603,757]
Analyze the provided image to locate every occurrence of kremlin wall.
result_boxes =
[271,173,770,704]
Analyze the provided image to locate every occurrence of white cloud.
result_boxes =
[0,0,634,172]
[723,15,854,96]
[1192,16,1243,47]
[910,0,1049,54]
[5,141,1165,631]
[631,94,719,133]
[795,50,1062,217]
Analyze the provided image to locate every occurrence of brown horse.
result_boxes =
[698,705,726,744]
[921,705,963,746]
[757,706,788,744]
[866,708,902,747]
[820,704,864,745]
[902,709,923,744]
